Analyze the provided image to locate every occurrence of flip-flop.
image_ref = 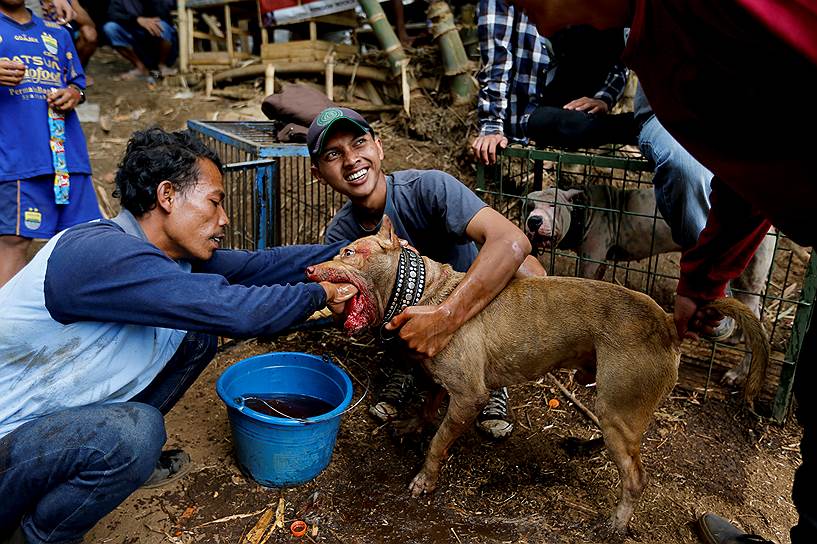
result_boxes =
[115,68,148,82]
[141,449,192,489]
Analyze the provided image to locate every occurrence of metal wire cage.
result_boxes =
[187,120,346,249]
[478,145,817,422]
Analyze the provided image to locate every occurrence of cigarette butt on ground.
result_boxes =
[307,307,333,321]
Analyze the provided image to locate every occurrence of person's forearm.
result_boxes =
[515,254,546,278]
[73,0,93,26]
[678,179,771,301]
[440,233,529,326]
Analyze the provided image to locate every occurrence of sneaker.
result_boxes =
[477,387,514,439]
[697,512,774,544]
[142,449,192,489]
[702,286,738,342]
[369,368,416,422]
[705,315,737,342]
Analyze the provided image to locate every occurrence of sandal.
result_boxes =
[114,68,148,82]
[141,449,192,489]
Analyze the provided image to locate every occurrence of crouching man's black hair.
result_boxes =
[113,127,223,216]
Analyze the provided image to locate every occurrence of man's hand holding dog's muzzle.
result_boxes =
[321,282,357,315]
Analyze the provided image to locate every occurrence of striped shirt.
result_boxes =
[476,0,629,143]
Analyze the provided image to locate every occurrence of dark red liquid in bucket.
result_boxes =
[242,394,335,419]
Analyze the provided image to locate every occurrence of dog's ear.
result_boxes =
[376,215,401,249]
[562,188,583,202]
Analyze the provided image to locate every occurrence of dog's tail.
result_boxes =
[702,297,770,407]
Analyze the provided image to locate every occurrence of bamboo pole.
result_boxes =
[205,71,214,97]
[177,0,189,73]
[356,0,407,77]
[427,0,476,104]
[264,63,275,96]
[209,62,389,86]
[325,53,336,101]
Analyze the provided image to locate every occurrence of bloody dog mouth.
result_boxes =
[307,268,378,334]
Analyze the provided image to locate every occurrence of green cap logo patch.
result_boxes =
[317,108,343,126]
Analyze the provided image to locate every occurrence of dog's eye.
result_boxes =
[341,248,356,257]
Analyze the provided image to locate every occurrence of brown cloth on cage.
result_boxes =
[277,123,308,143]
[262,84,335,127]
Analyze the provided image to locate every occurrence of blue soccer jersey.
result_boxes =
[0,10,91,181]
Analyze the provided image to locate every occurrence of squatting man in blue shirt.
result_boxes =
[0,128,357,544]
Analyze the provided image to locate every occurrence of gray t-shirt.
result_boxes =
[324,169,486,272]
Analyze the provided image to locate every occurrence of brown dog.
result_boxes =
[525,185,776,387]
[306,216,769,533]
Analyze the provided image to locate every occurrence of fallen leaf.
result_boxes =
[178,505,198,524]
[274,497,285,529]
[99,114,111,132]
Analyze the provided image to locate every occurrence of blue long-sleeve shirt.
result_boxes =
[0,213,344,438]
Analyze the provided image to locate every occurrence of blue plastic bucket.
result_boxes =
[216,352,353,487]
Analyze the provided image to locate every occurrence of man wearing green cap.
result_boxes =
[308,107,545,439]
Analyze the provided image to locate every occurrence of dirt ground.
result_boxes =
[73,48,803,544]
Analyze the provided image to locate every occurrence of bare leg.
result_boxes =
[156,39,176,74]
[112,47,149,78]
[0,235,32,287]
[75,31,98,68]
[391,0,411,46]
[73,1,98,68]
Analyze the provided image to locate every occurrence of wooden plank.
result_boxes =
[312,9,357,27]
[225,4,234,60]
[190,51,234,65]
[677,344,786,407]
[260,40,357,62]
[210,61,388,84]
[192,30,226,43]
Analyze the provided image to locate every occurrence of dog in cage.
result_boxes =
[524,185,776,386]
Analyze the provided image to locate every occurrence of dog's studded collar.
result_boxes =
[380,247,426,334]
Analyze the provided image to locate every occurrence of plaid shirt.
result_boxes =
[476,0,629,143]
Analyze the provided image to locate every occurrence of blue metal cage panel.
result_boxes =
[187,120,345,249]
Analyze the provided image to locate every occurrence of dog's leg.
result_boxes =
[578,236,610,280]
[595,356,666,533]
[600,420,648,533]
[722,351,753,387]
[409,390,487,497]
[392,385,448,436]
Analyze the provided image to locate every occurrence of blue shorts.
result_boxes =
[0,174,102,238]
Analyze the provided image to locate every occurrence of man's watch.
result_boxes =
[69,84,86,104]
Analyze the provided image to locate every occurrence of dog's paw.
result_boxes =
[408,470,438,497]
[721,353,751,387]
[586,515,628,543]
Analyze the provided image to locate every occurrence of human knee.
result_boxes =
[104,404,166,482]
[157,20,177,43]
[102,22,131,48]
